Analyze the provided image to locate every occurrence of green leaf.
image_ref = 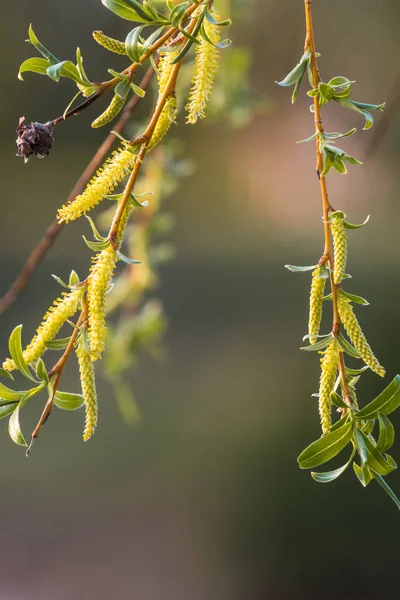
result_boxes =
[52,274,69,288]
[8,384,45,447]
[323,128,357,140]
[54,391,85,411]
[125,25,146,63]
[275,49,311,88]
[300,335,333,352]
[377,413,395,453]
[170,2,190,26]
[335,98,385,130]
[69,270,80,287]
[36,359,49,383]
[328,76,355,88]
[171,14,204,64]
[356,375,400,420]
[0,368,14,381]
[130,82,146,97]
[0,402,18,420]
[358,429,396,476]
[371,472,400,510]
[340,290,369,306]
[115,250,142,264]
[353,462,373,487]
[44,337,71,351]
[296,132,318,144]
[284,264,316,272]
[338,334,360,359]
[86,216,107,242]
[8,402,26,447]
[311,446,355,483]
[354,426,368,464]
[0,382,27,402]
[27,24,59,64]
[331,392,348,409]
[46,60,83,83]
[298,421,353,469]
[343,215,370,230]
[18,57,50,81]
[101,0,155,22]
[8,325,37,382]
[82,237,111,252]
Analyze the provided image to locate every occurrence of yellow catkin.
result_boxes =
[308,267,326,344]
[57,146,135,223]
[91,94,126,129]
[3,289,81,372]
[76,337,98,441]
[186,11,221,124]
[147,49,180,151]
[87,246,118,361]
[93,31,127,55]
[337,293,385,377]
[331,215,347,284]
[148,97,177,150]
[318,340,340,435]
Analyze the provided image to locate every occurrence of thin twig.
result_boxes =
[304,0,352,403]
[0,65,156,315]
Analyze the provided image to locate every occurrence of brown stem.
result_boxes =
[26,306,87,456]
[0,66,156,315]
[304,0,352,404]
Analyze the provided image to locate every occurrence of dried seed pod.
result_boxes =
[87,247,118,361]
[318,340,340,434]
[76,334,98,441]
[16,117,54,162]
[308,267,326,344]
[57,146,135,222]
[91,93,126,129]
[3,289,81,372]
[186,10,221,124]
[331,214,347,284]
[338,293,385,377]
[93,31,127,55]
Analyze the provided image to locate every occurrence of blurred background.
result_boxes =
[0,0,400,598]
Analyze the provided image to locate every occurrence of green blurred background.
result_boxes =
[0,1,400,598]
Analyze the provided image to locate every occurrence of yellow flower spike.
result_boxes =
[92,31,127,55]
[308,267,326,344]
[91,94,126,129]
[148,97,177,151]
[147,49,180,151]
[129,226,156,293]
[318,340,340,435]
[76,335,98,441]
[331,214,347,284]
[2,289,81,372]
[186,10,221,124]
[337,292,385,377]
[57,146,135,223]
[87,246,118,361]
[157,49,180,93]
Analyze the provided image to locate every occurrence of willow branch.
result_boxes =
[50,2,200,127]
[27,305,87,456]
[0,65,156,315]
[304,0,352,404]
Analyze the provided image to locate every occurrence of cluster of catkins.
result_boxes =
[308,211,385,434]
[2,13,222,441]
